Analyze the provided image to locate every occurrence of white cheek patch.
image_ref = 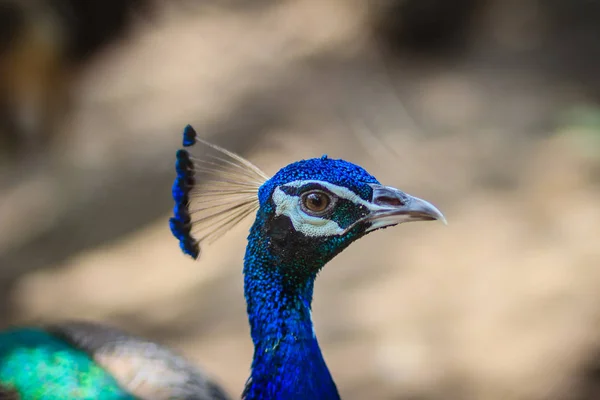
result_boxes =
[271,187,345,237]
[271,180,394,237]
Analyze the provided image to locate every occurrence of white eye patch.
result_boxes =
[271,180,380,238]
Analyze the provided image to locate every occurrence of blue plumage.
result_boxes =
[171,144,199,258]
[173,125,446,399]
[257,157,379,205]
[183,124,197,147]
[242,158,385,399]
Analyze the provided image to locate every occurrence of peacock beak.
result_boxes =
[365,184,446,231]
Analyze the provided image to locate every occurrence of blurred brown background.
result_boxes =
[1,1,600,399]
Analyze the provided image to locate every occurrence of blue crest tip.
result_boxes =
[176,149,190,161]
[321,154,328,160]
[176,159,193,176]
[173,204,191,223]
[183,125,197,147]
[180,239,200,259]
[169,218,185,237]
[170,217,199,259]
[172,178,191,204]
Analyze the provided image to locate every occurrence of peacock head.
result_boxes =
[251,155,445,273]
[170,125,445,274]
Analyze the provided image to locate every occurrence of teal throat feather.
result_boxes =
[0,328,134,400]
[242,225,343,399]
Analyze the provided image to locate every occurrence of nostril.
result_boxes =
[374,195,404,207]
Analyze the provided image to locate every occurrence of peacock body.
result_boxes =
[0,327,133,399]
[0,125,445,399]
[0,321,230,399]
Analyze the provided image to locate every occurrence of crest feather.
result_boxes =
[170,125,269,259]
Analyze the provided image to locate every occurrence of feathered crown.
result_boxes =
[170,125,270,259]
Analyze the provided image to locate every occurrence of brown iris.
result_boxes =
[302,191,331,213]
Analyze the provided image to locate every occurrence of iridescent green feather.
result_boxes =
[0,328,135,400]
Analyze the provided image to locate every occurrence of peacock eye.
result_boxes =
[301,190,332,214]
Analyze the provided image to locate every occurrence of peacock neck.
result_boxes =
[242,222,340,400]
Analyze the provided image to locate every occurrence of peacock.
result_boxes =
[0,125,445,399]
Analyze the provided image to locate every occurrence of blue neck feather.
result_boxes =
[242,214,340,400]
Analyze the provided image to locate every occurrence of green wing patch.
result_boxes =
[0,328,135,400]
